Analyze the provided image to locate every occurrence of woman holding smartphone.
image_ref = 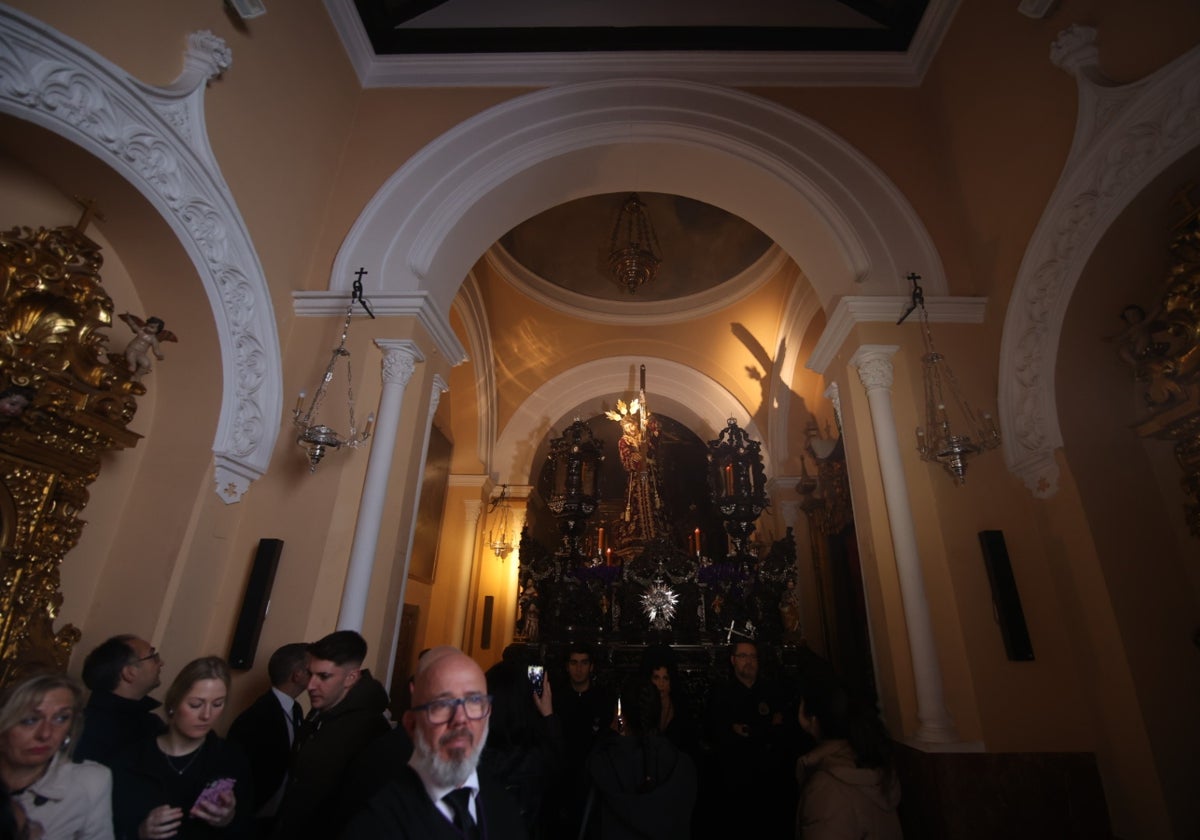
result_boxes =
[112,657,252,839]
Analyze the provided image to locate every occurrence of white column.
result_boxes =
[849,345,957,743]
[337,340,424,632]
[449,496,484,649]
[386,373,450,626]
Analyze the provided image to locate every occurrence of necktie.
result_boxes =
[292,702,303,732]
[442,788,478,839]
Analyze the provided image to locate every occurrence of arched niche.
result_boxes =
[0,7,282,501]
[999,28,1200,497]
[493,356,761,487]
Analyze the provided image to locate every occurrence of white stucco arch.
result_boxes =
[999,28,1200,497]
[493,356,761,486]
[333,78,946,319]
[0,7,282,502]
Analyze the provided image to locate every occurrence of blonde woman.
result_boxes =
[0,672,113,840]
[112,657,251,839]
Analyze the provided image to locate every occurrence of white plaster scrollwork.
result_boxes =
[824,382,843,430]
[429,374,448,418]
[1000,31,1200,498]
[380,343,421,386]
[0,8,283,503]
[852,350,897,392]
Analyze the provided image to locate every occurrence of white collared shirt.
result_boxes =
[270,685,300,745]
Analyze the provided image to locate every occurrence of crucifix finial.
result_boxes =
[72,196,106,233]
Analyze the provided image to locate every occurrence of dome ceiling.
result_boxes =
[498,192,773,303]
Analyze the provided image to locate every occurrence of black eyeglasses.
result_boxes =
[137,648,161,663]
[411,694,492,725]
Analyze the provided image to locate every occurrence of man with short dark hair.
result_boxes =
[227,643,309,836]
[343,648,527,838]
[272,630,390,838]
[555,643,614,837]
[74,634,165,765]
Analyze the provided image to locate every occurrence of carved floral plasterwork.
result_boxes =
[0,7,281,502]
[999,27,1200,498]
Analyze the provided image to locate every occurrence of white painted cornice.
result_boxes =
[0,7,282,502]
[293,290,467,365]
[324,0,961,89]
[807,296,987,375]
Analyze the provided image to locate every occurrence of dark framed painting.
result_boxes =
[407,422,452,583]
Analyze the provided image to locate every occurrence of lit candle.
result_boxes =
[694,528,701,557]
[616,696,622,718]
[363,412,375,438]
[294,391,306,414]
[605,547,612,566]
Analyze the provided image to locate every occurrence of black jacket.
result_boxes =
[111,731,253,840]
[226,689,294,812]
[274,669,390,839]
[75,691,166,767]
[341,764,529,840]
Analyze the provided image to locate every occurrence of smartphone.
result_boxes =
[192,777,236,812]
[527,664,545,697]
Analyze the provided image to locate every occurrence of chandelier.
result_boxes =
[487,485,515,561]
[902,273,1000,484]
[608,193,662,294]
[291,274,375,472]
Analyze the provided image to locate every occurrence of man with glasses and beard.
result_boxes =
[343,648,527,839]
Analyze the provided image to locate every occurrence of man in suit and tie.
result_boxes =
[226,643,309,836]
[342,647,527,839]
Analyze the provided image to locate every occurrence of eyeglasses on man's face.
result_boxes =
[137,647,161,663]
[411,693,493,725]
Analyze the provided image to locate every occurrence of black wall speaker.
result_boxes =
[481,596,494,651]
[229,538,283,670]
[978,530,1035,661]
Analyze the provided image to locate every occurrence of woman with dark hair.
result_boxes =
[794,689,901,840]
[481,659,562,839]
[112,657,252,839]
[0,672,111,839]
[638,646,698,757]
[586,676,696,840]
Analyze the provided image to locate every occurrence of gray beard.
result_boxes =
[411,719,488,789]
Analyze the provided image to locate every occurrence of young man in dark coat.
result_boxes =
[342,648,528,839]
[272,631,390,839]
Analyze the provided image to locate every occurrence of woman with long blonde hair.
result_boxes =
[0,671,113,839]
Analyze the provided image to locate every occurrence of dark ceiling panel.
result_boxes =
[354,0,930,55]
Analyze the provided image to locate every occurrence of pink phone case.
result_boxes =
[192,777,235,811]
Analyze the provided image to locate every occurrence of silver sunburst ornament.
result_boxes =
[641,580,679,630]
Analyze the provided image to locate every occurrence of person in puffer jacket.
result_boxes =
[795,688,902,840]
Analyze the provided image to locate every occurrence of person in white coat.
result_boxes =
[0,672,113,840]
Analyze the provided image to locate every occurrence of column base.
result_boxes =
[893,742,1112,839]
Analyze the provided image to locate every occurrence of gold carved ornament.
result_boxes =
[1122,187,1200,537]
[0,219,145,686]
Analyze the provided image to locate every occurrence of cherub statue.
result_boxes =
[118,313,178,381]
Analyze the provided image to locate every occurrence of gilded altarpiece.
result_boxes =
[0,222,144,686]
